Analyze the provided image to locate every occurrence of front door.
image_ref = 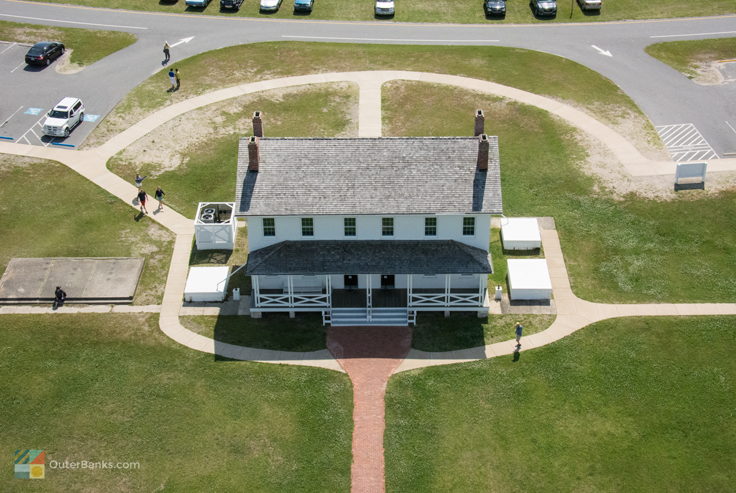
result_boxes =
[344,274,358,289]
[380,274,395,289]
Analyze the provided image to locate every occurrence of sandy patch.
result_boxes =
[55,49,84,75]
[690,60,732,86]
[111,82,357,176]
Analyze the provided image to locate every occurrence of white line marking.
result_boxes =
[9,61,26,73]
[650,30,736,39]
[591,45,612,57]
[170,36,194,47]
[1,106,23,127]
[656,123,719,162]
[0,14,148,30]
[282,35,500,43]
[0,42,17,55]
[726,121,736,136]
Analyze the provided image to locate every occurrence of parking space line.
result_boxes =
[0,14,148,30]
[656,123,719,162]
[726,121,736,136]
[0,42,17,55]
[9,61,26,73]
[1,106,23,127]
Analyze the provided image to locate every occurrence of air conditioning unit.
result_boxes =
[200,213,215,223]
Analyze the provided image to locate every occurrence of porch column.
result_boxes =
[287,275,294,306]
[407,274,413,308]
[478,274,484,305]
[366,275,372,308]
[253,275,261,307]
[326,275,332,307]
[444,274,451,305]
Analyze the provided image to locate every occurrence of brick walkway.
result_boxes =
[327,326,412,493]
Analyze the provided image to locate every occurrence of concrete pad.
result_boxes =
[0,258,143,303]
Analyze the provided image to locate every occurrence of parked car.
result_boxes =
[577,0,601,10]
[484,0,506,16]
[530,0,556,16]
[375,0,395,16]
[220,0,244,9]
[25,42,65,66]
[260,0,283,11]
[293,0,314,12]
[43,97,85,138]
[185,0,211,7]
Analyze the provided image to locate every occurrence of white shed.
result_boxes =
[194,202,237,250]
[501,217,541,250]
[184,266,230,302]
[507,259,552,300]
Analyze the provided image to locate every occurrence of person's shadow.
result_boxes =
[134,211,145,222]
[513,345,521,362]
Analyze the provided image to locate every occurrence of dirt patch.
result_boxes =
[0,155,38,172]
[690,60,733,86]
[110,82,357,176]
[576,130,736,200]
[55,49,84,75]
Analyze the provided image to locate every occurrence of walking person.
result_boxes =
[168,69,176,91]
[154,186,165,211]
[515,321,523,347]
[174,68,180,91]
[134,173,146,188]
[138,188,149,214]
[163,41,170,64]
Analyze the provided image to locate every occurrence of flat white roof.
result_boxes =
[184,266,230,294]
[507,259,552,290]
[501,218,541,242]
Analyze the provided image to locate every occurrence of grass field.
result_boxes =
[383,81,736,303]
[182,313,328,351]
[24,0,736,23]
[0,156,173,304]
[106,83,357,217]
[385,316,736,492]
[646,37,736,79]
[0,314,352,491]
[0,20,136,67]
[90,42,656,151]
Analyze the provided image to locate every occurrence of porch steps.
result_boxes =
[330,307,408,327]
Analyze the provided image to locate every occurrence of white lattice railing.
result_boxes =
[409,292,482,307]
[257,293,329,307]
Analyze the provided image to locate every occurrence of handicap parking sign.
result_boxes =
[82,114,99,122]
[24,108,43,116]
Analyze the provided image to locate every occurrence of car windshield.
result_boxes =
[28,47,45,55]
[49,110,69,119]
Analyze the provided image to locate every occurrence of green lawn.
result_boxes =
[24,0,736,23]
[106,83,357,217]
[0,314,352,491]
[386,316,736,492]
[182,313,328,351]
[412,313,556,351]
[383,81,736,303]
[0,156,173,304]
[90,42,655,150]
[646,37,736,79]
[0,20,136,67]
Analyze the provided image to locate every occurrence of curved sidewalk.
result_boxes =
[1,70,735,375]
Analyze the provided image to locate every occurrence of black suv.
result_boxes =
[25,42,65,66]
[220,0,244,8]
[530,0,557,16]
[484,0,506,16]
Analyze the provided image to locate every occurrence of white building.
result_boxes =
[235,114,503,326]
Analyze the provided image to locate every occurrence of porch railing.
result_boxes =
[409,292,483,307]
[257,293,330,307]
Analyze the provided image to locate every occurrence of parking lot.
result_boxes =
[0,41,98,148]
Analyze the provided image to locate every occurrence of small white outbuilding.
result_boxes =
[501,217,541,250]
[194,202,237,251]
[184,266,231,302]
[507,259,552,301]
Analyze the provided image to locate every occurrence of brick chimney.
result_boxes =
[477,134,489,171]
[474,109,485,136]
[252,111,263,138]
[248,136,259,172]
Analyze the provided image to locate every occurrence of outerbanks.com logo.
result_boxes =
[14,450,140,479]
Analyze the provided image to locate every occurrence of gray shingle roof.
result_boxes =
[235,137,502,216]
[245,240,492,275]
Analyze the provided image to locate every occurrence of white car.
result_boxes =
[375,0,395,16]
[43,97,85,138]
[260,0,283,11]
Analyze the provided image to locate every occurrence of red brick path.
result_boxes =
[327,326,412,493]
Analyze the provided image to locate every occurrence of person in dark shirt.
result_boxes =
[54,286,67,309]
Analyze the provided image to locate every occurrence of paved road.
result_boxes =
[0,1,734,153]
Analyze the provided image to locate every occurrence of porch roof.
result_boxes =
[245,240,492,275]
